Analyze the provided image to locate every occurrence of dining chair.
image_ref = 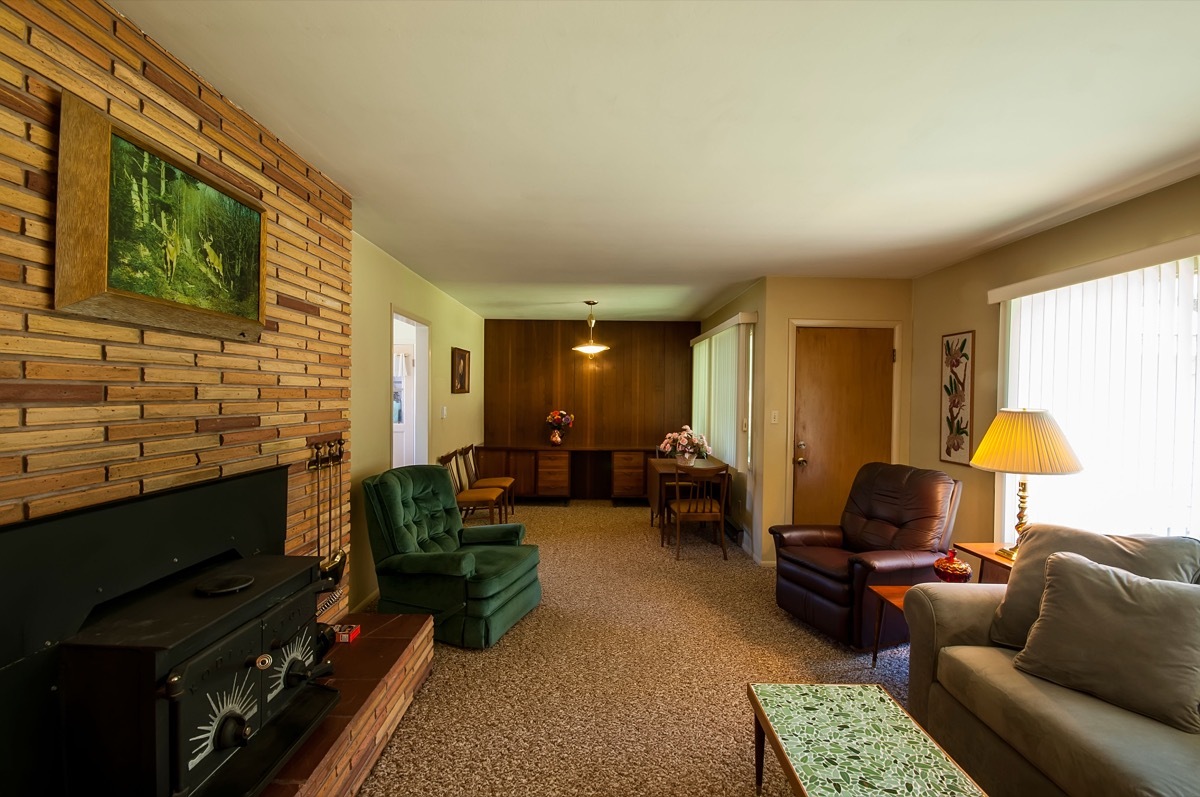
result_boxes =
[651,448,684,528]
[460,444,516,518]
[663,462,730,560]
[437,451,506,524]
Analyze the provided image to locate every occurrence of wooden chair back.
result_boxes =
[670,463,729,522]
[459,444,481,485]
[437,451,465,493]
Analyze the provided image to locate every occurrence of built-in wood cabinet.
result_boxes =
[612,450,649,498]
[478,447,570,498]
[537,451,570,497]
[478,447,653,500]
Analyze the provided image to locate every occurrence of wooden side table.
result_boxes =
[866,584,911,668]
[954,541,1015,584]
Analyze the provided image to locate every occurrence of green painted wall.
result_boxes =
[348,232,485,608]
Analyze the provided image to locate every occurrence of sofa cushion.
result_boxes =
[775,547,856,606]
[776,546,856,582]
[1013,552,1200,733]
[465,544,540,599]
[939,645,1200,797]
[990,524,1200,649]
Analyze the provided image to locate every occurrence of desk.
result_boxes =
[748,683,985,797]
[647,455,728,527]
[954,541,1015,584]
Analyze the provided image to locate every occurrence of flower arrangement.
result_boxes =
[659,425,711,457]
[546,409,574,430]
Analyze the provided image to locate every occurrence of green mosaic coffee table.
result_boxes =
[748,683,986,796]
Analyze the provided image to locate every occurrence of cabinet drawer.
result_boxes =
[611,451,646,497]
[536,452,570,497]
[612,472,644,497]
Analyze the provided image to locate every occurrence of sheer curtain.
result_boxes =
[1005,257,1199,537]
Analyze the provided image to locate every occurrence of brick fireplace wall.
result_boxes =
[0,1,352,614]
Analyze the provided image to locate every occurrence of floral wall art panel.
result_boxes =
[940,330,974,464]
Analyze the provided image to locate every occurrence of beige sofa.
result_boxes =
[905,581,1200,797]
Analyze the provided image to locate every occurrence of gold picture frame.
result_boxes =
[54,92,267,341]
[451,347,470,394]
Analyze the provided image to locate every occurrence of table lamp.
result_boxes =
[969,408,1082,559]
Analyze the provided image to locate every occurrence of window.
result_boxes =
[691,313,756,469]
[1003,257,1198,537]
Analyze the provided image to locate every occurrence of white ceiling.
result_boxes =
[112,0,1200,321]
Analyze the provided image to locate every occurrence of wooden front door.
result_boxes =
[792,327,894,524]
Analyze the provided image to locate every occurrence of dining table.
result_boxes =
[647,454,728,527]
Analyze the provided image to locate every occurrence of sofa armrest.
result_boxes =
[904,582,1006,727]
[850,549,941,573]
[462,523,526,546]
[768,524,844,549]
[375,551,477,578]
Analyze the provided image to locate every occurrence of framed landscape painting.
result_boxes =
[940,330,974,464]
[54,92,266,340]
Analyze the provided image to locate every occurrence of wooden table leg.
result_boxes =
[872,598,885,668]
[754,712,765,794]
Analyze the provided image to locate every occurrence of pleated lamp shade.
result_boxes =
[970,409,1082,475]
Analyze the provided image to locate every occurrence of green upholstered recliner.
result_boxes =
[362,464,542,649]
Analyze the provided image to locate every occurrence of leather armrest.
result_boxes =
[462,523,526,545]
[850,548,941,573]
[375,551,476,577]
[904,582,1007,725]
[768,525,844,549]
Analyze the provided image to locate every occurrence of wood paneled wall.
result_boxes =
[484,319,697,448]
[0,1,352,617]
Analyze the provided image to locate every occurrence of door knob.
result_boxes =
[795,456,807,466]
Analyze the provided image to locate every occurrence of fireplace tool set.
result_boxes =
[308,438,347,598]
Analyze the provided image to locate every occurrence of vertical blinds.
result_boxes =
[692,337,709,446]
[692,329,739,464]
[708,327,739,465]
[1007,257,1199,536]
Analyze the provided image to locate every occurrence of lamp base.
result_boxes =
[995,545,1019,560]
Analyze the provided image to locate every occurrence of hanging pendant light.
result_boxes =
[571,300,610,358]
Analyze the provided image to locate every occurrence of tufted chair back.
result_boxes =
[362,464,465,563]
[840,462,961,553]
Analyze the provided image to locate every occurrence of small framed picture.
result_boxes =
[451,347,470,394]
[940,330,974,464]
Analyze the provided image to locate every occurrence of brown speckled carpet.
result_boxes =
[358,501,909,797]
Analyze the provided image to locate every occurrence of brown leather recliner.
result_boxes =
[769,462,961,650]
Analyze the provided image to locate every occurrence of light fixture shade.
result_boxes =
[571,301,609,357]
[969,409,1082,475]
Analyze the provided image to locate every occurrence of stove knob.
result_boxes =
[215,714,252,750]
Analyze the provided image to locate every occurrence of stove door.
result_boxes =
[260,589,320,723]
[166,618,264,796]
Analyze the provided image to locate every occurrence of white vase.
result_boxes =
[676,453,696,466]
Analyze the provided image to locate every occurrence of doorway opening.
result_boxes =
[392,312,430,468]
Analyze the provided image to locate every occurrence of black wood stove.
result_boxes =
[60,554,337,796]
[0,466,338,797]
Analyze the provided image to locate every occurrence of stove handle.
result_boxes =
[284,658,334,689]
